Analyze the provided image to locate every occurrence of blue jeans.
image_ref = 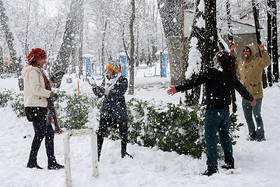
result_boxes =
[242,98,264,140]
[204,109,234,168]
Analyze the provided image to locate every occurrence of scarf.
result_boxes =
[104,73,121,90]
[38,67,63,134]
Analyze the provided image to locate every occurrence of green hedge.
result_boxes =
[1,90,243,158]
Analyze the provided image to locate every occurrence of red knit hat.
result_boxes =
[27,48,47,65]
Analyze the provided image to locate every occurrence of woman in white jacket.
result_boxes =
[22,48,63,170]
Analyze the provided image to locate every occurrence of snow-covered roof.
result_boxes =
[155,50,168,56]
[220,20,261,35]
[82,54,94,58]
[116,52,126,57]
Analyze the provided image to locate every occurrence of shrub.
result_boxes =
[0,89,12,107]
[11,93,25,117]
[60,93,90,129]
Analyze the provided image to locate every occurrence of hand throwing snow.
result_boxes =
[167,86,177,96]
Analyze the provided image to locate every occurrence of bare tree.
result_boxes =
[185,0,205,105]
[158,0,186,85]
[271,0,278,82]
[267,0,273,86]
[252,0,268,88]
[122,0,136,95]
[0,0,19,74]
[52,0,84,86]
[203,0,218,69]
[226,0,237,113]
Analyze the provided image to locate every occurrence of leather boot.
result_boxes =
[48,156,64,170]
[27,157,43,169]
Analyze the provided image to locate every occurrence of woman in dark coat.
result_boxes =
[88,61,132,161]
[22,48,64,170]
[167,51,256,176]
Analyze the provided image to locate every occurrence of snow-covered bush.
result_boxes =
[0,89,12,107]
[11,93,25,117]
[109,98,243,158]
[3,90,243,158]
[125,99,205,158]
[60,93,90,129]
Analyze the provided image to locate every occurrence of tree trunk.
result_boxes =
[252,0,268,88]
[204,0,218,69]
[0,0,19,75]
[166,37,186,85]
[78,2,84,79]
[0,47,3,74]
[158,0,186,85]
[271,0,279,82]
[101,20,108,77]
[267,0,273,86]
[24,0,32,58]
[53,0,83,87]
[225,0,237,113]
[128,0,136,95]
[185,0,205,105]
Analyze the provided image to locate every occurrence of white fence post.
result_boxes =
[64,129,98,187]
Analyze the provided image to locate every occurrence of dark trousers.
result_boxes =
[97,117,128,160]
[28,120,55,163]
[204,109,234,169]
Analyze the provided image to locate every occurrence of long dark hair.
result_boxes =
[216,50,237,74]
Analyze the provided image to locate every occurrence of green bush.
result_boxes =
[60,93,90,129]
[11,93,25,117]
[0,90,12,107]
[127,100,205,158]
[108,98,243,158]
[2,89,244,159]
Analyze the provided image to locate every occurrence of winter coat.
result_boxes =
[175,68,254,109]
[93,75,128,121]
[232,45,271,98]
[21,65,52,108]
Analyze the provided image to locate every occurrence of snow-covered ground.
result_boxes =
[1,68,280,187]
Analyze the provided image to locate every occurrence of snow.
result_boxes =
[186,37,201,79]
[196,16,205,29]
[1,70,280,186]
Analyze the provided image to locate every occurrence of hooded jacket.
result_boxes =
[21,65,52,107]
[231,45,271,98]
[92,75,128,121]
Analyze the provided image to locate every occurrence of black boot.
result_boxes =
[221,163,234,170]
[27,157,43,169]
[249,132,257,141]
[202,166,218,176]
[48,157,64,170]
[121,151,133,159]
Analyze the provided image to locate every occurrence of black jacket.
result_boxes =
[93,75,128,121]
[176,68,254,109]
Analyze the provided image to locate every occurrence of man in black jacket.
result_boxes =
[88,61,132,161]
[167,51,256,176]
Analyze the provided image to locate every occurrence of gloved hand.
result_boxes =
[50,70,65,82]
[87,78,97,88]
[230,44,236,52]
[50,91,56,97]
[50,91,58,101]
[104,89,110,96]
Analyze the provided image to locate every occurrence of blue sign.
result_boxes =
[84,57,91,77]
[120,55,127,77]
[161,53,167,77]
